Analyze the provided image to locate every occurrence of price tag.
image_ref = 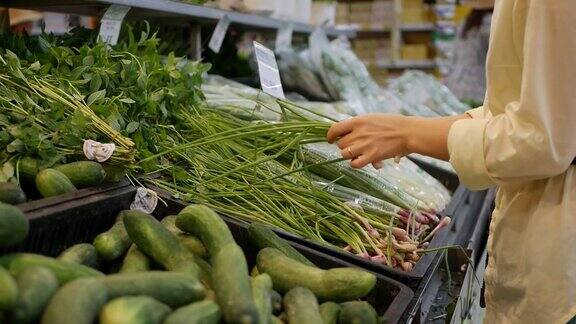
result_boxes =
[98,5,131,45]
[83,139,116,162]
[253,41,285,99]
[275,23,293,51]
[130,187,159,214]
[208,15,230,53]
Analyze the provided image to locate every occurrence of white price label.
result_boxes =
[130,187,159,214]
[253,41,285,99]
[98,5,131,45]
[208,15,230,53]
[275,23,293,51]
[83,139,116,162]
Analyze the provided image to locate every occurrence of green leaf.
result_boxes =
[87,89,106,106]
[90,73,102,92]
[120,98,136,104]
[2,162,14,180]
[126,121,140,134]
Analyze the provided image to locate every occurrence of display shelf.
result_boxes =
[377,59,437,69]
[401,23,434,32]
[1,0,356,37]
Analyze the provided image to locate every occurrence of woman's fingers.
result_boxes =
[350,154,373,169]
[372,161,384,169]
[340,146,358,160]
[327,118,356,144]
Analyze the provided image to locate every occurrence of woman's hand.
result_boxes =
[327,114,411,169]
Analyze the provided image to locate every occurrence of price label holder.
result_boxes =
[98,5,131,45]
[208,15,231,53]
[253,41,285,99]
[275,23,293,51]
[130,187,159,214]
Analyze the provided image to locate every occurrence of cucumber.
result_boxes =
[162,215,208,258]
[248,223,313,266]
[251,266,260,277]
[0,182,26,205]
[58,243,99,268]
[9,266,59,324]
[119,244,151,273]
[212,243,259,324]
[123,211,200,277]
[0,266,18,311]
[164,300,221,324]
[271,315,284,324]
[54,161,105,188]
[338,301,378,324]
[0,202,28,247]
[41,278,108,324]
[18,157,39,183]
[252,274,273,324]
[282,287,323,324]
[176,204,235,256]
[271,290,282,315]
[99,296,170,324]
[0,253,103,284]
[93,211,132,261]
[256,248,376,302]
[97,271,205,307]
[192,255,213,287]
[35,169,77,198]
[319,302,341,324]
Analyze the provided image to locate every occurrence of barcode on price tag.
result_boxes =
[98,5,131,45]
[275,23,293,51]
[253,41,285,99]
[208,15,230,53]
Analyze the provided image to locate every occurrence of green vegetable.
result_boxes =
[164,300,221,324]
[162,215,208,258]
[256,248,376,302]
[176,204,235,256]
[35,169,77,198]
[338,301,378,324]
[0,182,26,205]
[0,266,18,311]
[58,243,99,268]
[97,271,205,307]
[212,243,259,324]
[252,274,273,324]
[18,157,39,183]
[0,202,28,247]
[93,211,132,261]
[9,266,59,324]
[319,302,341,324]
[0,253,103,284]
[99,296,171,324]
[53,161,105,188]
[271,315,284,324]
[119,244,151,273]
[248,223,313,266]
[271,290,282,315]
[41,278,108,324]
[282,287,322,324]
[123,211,200,277]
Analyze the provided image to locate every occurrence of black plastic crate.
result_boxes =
[4,185,414,324]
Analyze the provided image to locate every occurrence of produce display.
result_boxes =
[0,203,387,323]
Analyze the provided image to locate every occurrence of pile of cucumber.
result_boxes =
[0,203,384,324]
[0,160,108,205]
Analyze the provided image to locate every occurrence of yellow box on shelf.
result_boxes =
[401,44,428,60]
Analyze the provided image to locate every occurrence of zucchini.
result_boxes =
[212,243,259,324]
[99,296,170,324]
[256,248,376,302]
[0,182,26,205]
[57,243,99,268]
[35,169,77,198]
[93,211,132,261]
[54,161,105,188]
[176,204,235,256]
[252,274,273,324]
[97,271,205,307]
[164,300,221,324]
[248,223,313,266]
[0,253,103,284]
[338,301,378,324]
[18,157,39,183]
[119,244,151,273]
[0,202,28,247]
[0,266,18,311]
[160,215,181,234]
[282,287,323,324]
[162,215,208,258]
[271,290,282,315]
[123,211,200,277]
[41,278,108,324]
[10,266,59,324]
[319,302,341,324]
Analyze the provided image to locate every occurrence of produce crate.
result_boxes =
[4,185,414,324]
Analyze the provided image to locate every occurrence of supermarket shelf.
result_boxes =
[401,23,435,32]
[1,0,356,37]
[357,27,392,34]
[377,59,437,69]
